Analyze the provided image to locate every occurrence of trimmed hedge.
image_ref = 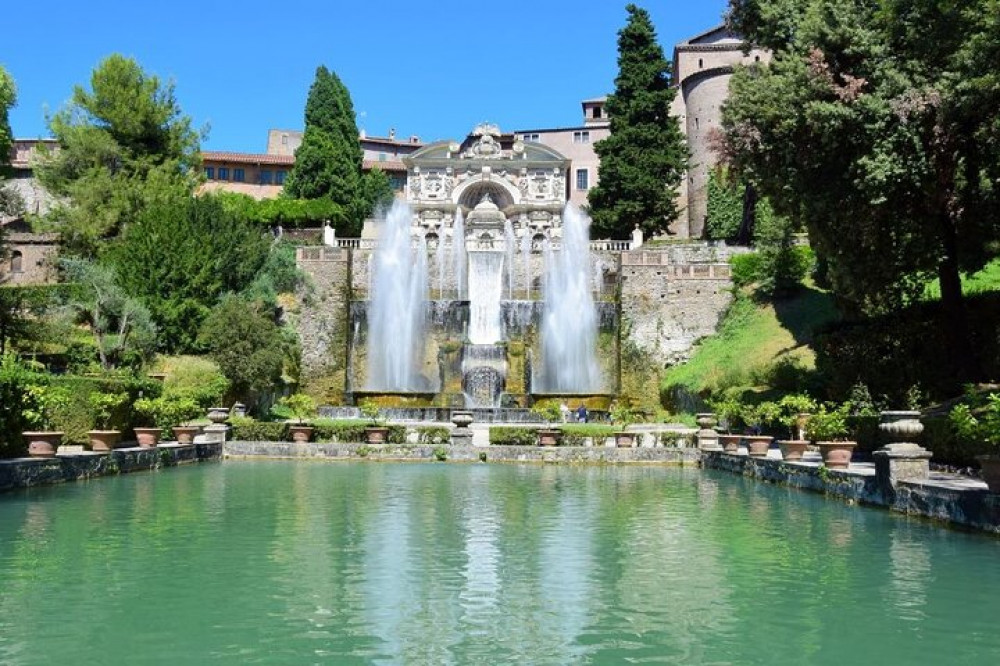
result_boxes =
[230,418,408,444]
[489,427,537,446]
[415,426,450,445]
[230,417,287,442]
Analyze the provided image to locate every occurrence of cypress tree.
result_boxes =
[588,4,686,239]
[284,66,368,235]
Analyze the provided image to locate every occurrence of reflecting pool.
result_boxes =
[1,462,999,664]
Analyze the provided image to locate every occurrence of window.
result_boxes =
[11,251,23,274]
[234,168,245,183]
[260,170,273,185]
[275,170,286,185]
[389,175,406,191]
[205,167,215,179]
[592,106,602,119]
[573,131,590,143]
[576,168,589,191]
[522,133,539,142]
[699,58,704,68]
[281,134,288,145]
[218,167,229,181]
[378,152,387,162]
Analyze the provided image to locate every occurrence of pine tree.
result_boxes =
[284,66,371,236]
[588,4,686,240]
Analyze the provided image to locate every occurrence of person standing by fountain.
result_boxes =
[576,404,588,423]
[560,402,570,423]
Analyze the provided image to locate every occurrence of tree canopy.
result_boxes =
[588,4,687,239]
[283,66,392,236]
[721,0,1000,375]
[36,55,201,256]
[0,65,14,177]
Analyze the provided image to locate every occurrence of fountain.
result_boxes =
[539,204,602,392]
[452,209,467,299]
[366,200,429,391]
[504,218,516,299]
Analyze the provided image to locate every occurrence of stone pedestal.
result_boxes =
[451,411,474,447]
[202,424,231,444]
[696,413,721,452]
[875,411,930,492]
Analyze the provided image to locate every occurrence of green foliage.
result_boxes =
[558,424,616,447]
[610,402,638,428]
[433,446,448,461]
[242,240,308,309]
[60,258,157,369]
[280,393,316,424]
[155,356,229,408]
[283,66,375,236]
[359,399,383,425]
[588,4,686,239]
[415,426,450,446]
[134,394,201,437]
[777,393,817,436]
[950,390,1000,454]
[215,192,347,230]
[530,402,561,423]
[0,354,33,456]
[35,54,201,256]
[230,416,287,442]
[741,400,782,430]
[0,66,15,175]
[88,392,127,430]
[730,253,763,289]
[489,427,536,446]
[22,383,70,432]
[706,167,746,241]
[805,403,850,442]
[198,295,285,404]
[105,194,269,353]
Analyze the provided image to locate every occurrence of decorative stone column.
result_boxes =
[450,411,474,447]
[874,411,931,492]
[696,413,721,451]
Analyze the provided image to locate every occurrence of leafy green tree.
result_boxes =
[722,0,1000,378]
[283,66,378,236]
[705,167,746,242]
[35,55,201,256]
[215,191,347,229]
[60,258,157,370]
[198,295,285,406]
[588,4,687,239]
[0,65,14,177]
[104,194,269,352]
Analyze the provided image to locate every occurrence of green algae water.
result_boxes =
[1,462,999,665]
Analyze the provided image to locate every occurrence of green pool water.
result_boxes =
[1,462,999,664]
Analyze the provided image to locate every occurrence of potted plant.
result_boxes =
[950,392,1000,492]
[22,384,69,458]
[777,394,816,461]
[741,402,779,458]
[164,395,203,445]
[711,395,743,453]
[360,399,389,444]
[806,403,855,469]
[87,392,127,452]
[281,393,317,443]
[133,397,163,448]
[532,402,563,446]
[611,402,638,448]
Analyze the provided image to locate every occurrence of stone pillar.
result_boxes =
[696,413,721,451]
[450,411,474,447]
[874,411,931,493]
[323,222,336,247]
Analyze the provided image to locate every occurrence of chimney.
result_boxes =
[360,129,366,139]
[389,128,396,140]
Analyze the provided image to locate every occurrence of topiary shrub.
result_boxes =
[489,427,536,446]
[230,417,287,441]
[416,426,450,445]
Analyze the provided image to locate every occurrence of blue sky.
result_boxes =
[4,1,729,152]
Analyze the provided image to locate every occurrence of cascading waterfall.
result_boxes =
[504,219,516,299]
[467,251,504,345]
[452,210,467,299]
[462,344,507,408]
[521,230,532,299]
[366,200,429,391]
[539,204,601,392]
[435,229,447,298]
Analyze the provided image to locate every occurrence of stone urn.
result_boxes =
[696,413,718,430]
[288,425,314,443]
[207,407,230,424]
[364,426,389,444]
[536,428,562,447]
[614,431,636,448]
[172,426,200,445]
[745,435,773,458]
[24,431,64,458]
[133,427,161,448]
[452,412,474,430]
[976,455,1000,493]
[777,439,809,462]
[88,430,121,453]
[719,434,742,454]
[879,411,924,443]
[230,403,247,419]
[818,441,857,469]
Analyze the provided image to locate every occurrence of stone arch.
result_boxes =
[452,175,520,209]
[10,251,22,273]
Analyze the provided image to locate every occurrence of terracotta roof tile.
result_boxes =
[201,151,295,166]
[363,159,406,172]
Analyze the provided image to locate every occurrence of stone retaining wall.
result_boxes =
[0,443,222,493]
[703,452,1000,535]
[224,441,700,465]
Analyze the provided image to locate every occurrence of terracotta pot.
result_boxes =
[289,425,314,443]
[172,426,200,445]
[976,455,1000,493]
[88,430,121,453]
[536,428,562,447]
[818,441,857,469]
[614,431,636,448]
[24,431,64,458]
[364,426,389,444]
[133,427,161,448]
[719,434,742,454]
[777,439,809,462]
[745,435,773,458]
